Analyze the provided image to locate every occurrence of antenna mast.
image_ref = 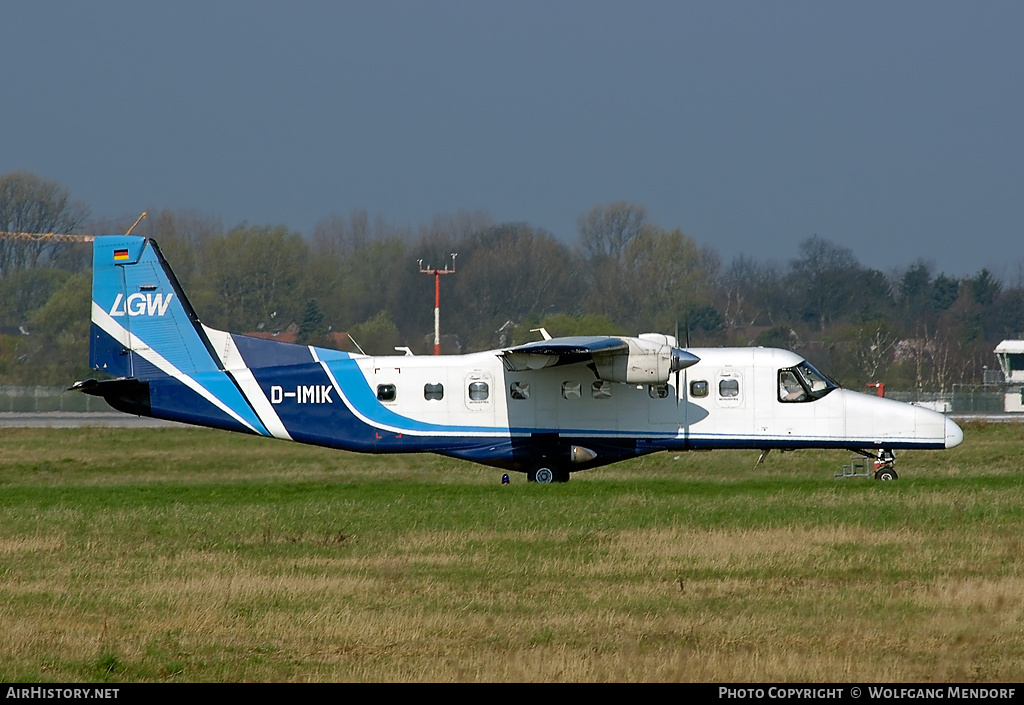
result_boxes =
[418,254,457,355]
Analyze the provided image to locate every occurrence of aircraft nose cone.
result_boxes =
[944,416,963,448]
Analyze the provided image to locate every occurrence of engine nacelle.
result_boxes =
[592,338,699,384]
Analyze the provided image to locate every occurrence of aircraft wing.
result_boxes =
[500,335,699,383]
[500,336,629,371]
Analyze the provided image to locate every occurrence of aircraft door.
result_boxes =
[710,367,754,439]
[678,371,711,446]
[715,369,744,409]
[504,372,536,430]
[647,381,679,429]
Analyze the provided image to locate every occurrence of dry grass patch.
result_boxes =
[2,425,1024,681]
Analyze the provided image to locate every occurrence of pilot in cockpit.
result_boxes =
[779,369,807,402]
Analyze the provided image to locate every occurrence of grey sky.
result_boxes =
[3,1,1022,278]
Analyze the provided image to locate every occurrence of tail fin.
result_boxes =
[90,235,221,379]
[86,236,273,435]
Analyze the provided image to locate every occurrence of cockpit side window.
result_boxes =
[778,361,838,403]
[795,362,836,395]
[779,370,808,402]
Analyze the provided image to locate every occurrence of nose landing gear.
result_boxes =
[838,449,898,480]
[873,449,897,481]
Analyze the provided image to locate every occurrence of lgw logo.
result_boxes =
[109,293,175,317]
[270,385,334,404]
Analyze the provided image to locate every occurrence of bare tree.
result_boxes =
[417,210,492,246]
[313,208,417,259]
[0,172,89,275]
[622,227,719,333]
[853,322,900,380]
[135,208,223,290]
[449,223,584,347]
[577,201,647,261]
[720,254,784,327]
[196,225,309,331]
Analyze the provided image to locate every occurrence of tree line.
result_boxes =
[1,171,1022,391]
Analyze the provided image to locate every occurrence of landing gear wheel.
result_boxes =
[874,467,898,481]
[872,449,897,481]
[528,466,570,483]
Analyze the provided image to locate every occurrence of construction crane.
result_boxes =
[0,212,148,243]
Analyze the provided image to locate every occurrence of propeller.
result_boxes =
[672,318,697,405]
[675,319,681,406]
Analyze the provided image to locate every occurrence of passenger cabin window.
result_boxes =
[777,362,838,403]
[592,380,612,399]
[424,383,444,401]
[562,382,581,400]
[690,380,709,398]
[468,381,489,401]
[510,381,530,400]
[649,383,669,399]
[719,379,740,398]
[377,384,397,402]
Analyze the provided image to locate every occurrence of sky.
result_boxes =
[3,1,1022,279]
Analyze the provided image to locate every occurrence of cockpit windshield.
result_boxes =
[778,361,839,402]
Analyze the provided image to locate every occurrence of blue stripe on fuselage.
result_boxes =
[323,358,503,435]
[321,356,681,440]
[233,343,679,443]
[242,361,509,452]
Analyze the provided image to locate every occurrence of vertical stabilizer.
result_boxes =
[90,235,220,379]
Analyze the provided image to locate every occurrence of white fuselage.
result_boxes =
[346,346,962,451]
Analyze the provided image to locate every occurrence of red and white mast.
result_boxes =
[418,254,457,355]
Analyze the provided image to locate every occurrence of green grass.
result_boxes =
[0,422,1022,682]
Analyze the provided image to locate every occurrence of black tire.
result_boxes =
[528,466,569,483]
[874,468,898,481]
[534,467,554,484]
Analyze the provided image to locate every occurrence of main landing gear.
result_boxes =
[527,466,570,483]
[873,449,897,481]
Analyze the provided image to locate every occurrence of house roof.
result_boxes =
[995,340,1024,354]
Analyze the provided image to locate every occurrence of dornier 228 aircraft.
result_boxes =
[73,235,963,483]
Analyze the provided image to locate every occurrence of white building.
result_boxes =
[994,340,1024,412]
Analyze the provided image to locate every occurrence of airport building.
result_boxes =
[994,340,1024,412]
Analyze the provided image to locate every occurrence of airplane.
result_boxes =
[72,234,964,483]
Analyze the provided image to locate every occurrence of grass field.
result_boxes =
[1,421,1022,682]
